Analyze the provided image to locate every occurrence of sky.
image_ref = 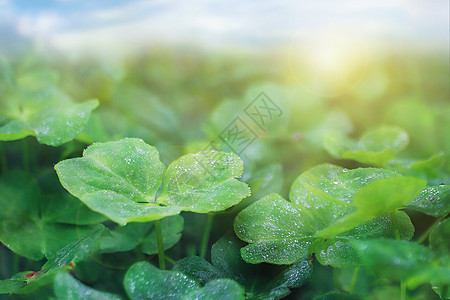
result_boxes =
[0,0,448,56]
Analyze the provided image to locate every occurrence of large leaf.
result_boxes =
[174,233,312,299]
[352,239,450,288]
[53,272,125,300]
[123,262,244,300]
[234,164,416,265]
[406,185,450,217]
[0,225,106,295]
[0,69,98,146]
[55,138,180,225]
[324,126,409,166]
[56,139,250,225]
[0,172,103,260]
[158,151,250,213]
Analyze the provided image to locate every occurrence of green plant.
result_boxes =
[0,52,449,300]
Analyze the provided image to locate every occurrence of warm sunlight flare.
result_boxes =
[288,30,368,97]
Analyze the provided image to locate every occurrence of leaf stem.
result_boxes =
[12,253,19,275]
[154,220,165,270]
[333,267,340,291]
[349,266,360,294]
[400,280,407,300]
[417,213,449,244]
[0,143,7,174]
[164,255,176,265]
[22,139,30,172]
[200,213,214,259]
[390,212,400,240]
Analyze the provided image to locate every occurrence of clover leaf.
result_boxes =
[0,68,98,146]
[0,171,105,260]
[55,138,250,225]
[0,225,106,295]
[123,261,245,300]
[324,126,409,166]
[174,233,312,299]
[234,164,418,266]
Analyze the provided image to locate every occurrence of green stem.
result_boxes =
[200,213,214,259]
[390,212,400,240]
[22,139,30,172]
[417,213,449,244]
[12,253,19,275]
[0,143,7,174]
[400,280,407,300]
[164,255,176,265]
[333,268,340,291]
[154,220,165,270]
[349,266,360,294]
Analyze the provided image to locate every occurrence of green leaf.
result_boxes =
[0,225,106,295]
[0,172,101,260]
[352,239,450,288]
[53,272,125,300]
[41,193,108,225]
[324,126,409,166]
[174,233,312,299]
[0,78,98,145]
[123,262,244,300]
[315,212,414,268]
[235,164,416,265]
[317,176,427,237]
[55,138,181,225]
[407,185,450,217]
[158,150,250,213]
[429,218,450,255]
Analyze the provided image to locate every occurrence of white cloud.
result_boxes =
[2,0,449,56]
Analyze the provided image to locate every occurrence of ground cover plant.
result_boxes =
[0,50,449,300]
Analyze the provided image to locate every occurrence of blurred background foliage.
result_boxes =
[0,28,448,300]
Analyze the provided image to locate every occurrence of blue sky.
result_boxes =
[0,0,448,55]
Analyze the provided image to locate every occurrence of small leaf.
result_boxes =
[158,150,250,213]
[429,218,450,255]
[0,79,99,145]
[352,239,450,288]
[352,176,428,215]
[407,185,450,217]
[317,176,426,237]
[315,212,414,268]
[324,126,409,166]
[53,272,124,300]
[124,262,244,300]
[0,226,106,295]
[55,138,180,225]
[100,222,153,253]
